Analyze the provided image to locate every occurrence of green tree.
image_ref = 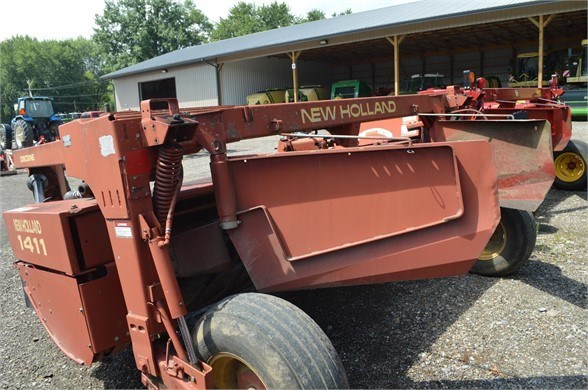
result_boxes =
[211,2,260,40]
[303,9,326,22]
[93,0,212,72]
[211,3,352,41]
[211,1,297,41]
[258,2,296,29]
[0,36,111,121]
[332,9,352,17]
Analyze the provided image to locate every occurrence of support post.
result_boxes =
[288,51,302,102]
[202,60,224,105]
[386,35,405,96]
[528,14,555,88]
[216,63,224,105]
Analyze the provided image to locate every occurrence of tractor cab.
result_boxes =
[404,73,445,94]
[15,97,55,119]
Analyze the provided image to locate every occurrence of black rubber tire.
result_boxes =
[471,207,537,277]
[13,119,34,148]
[0,124,12,150]
[192,293,348,389]
[553,139,587,191]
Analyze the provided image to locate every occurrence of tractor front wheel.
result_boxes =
[0,124,12,150]
[13,120,34,148]
[471,207,537,277]
[553,139,587,191]
[192,293,348,389]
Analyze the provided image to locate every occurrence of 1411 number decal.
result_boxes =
[16,235,47,256]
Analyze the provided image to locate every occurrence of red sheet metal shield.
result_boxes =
[483,107,572,152]
[227,140,500,291]
[430,119,554,212]
[232,144,464,260]
[16,262,128,365]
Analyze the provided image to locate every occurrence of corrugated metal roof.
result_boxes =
[102,0,560,79]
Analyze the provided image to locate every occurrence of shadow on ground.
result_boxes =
[535,188,587,235]
[513,259,587,309]
[280,275,498,388]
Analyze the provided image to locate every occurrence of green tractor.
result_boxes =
[0,96,62,150]
[562,39,588,120]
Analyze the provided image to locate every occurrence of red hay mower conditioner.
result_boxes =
[1,89,576,388]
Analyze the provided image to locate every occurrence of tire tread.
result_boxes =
[193,293,348,389]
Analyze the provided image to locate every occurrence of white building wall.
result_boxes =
[220,57,331,105]
[113,57,332,109]
[113,63,217,111]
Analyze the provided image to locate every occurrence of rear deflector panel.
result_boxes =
[229,145,463,260]
[431,119,555,212]
[227,141,500,291]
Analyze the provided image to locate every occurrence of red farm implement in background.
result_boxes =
[420,83,584,190]
[477,87,585,190]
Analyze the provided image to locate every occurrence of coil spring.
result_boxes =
[153,145,183,225]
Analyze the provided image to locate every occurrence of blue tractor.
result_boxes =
[0,96,62,149]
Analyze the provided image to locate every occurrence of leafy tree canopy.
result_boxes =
[304,9,327,22]
[93,0,212,72]
[0,36,110,121]
[210,2,351,41]
[332,9,352,17]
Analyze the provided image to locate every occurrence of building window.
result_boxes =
[139,78,177,108]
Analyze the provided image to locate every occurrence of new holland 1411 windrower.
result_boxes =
[2,88,572,388]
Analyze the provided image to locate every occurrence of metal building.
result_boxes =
[102,0,587,110]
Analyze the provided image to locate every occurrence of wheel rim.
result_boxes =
[15,124,26,147]
[208,352,267,389]
[555,152,585,183]
[479,221,507,260]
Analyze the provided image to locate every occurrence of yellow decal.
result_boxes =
[19,154,35,163]
[16,235,47,256]
[13,219,42,234]
[300,100,396,124]
[13,219,46,256]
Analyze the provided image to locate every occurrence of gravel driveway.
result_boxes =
[0,121,586,389]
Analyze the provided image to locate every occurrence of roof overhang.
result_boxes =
[102,0,587,80]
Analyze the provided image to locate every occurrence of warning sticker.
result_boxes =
[99,135,115,157]
[114,221,133,238]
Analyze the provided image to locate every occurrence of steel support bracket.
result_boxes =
[127,314,158,376]
[140,98,199,147]
[173,356,213,389]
